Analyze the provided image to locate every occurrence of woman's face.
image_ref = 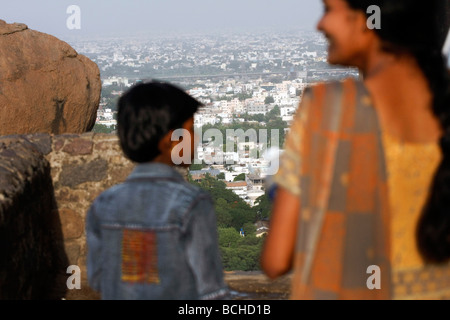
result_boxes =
[317,0,372,68]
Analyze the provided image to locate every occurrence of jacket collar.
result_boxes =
[127,162,186,182]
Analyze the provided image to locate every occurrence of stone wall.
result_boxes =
[43,132,135,299]
[0,132,136,299]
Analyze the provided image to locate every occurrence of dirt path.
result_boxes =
[64,271,293,300]
[224,271,292,300]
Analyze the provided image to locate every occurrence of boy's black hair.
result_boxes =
[117,80,202,163]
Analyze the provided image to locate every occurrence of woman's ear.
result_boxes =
[347,7,370,32]
[352,10,369,32]
[354,10,378,48]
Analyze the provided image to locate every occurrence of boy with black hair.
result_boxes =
[86,81,229,300]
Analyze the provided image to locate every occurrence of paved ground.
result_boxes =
[64,271,293,300]
[224,271,292,300]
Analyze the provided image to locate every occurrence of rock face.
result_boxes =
[0,20,101,135]
[0,135,69,299]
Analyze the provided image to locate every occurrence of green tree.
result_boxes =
[239,234,264,246]
[92,123,116,133]
[264,96,275,104]
[247,113,265,123]
[227,207,253,231]
[215,198,233,228]
[266,117,287,148]
[253,194,272,219]
[106,96,120,111]
[220,245,263,271]
[241,222,257,236]
[218,227,241,248]
[236,92,253,101]
[189,160,208,171]
[266,105,281,121]
[216,206,233,228]
[189,171,264,271]
[233,173,246,182]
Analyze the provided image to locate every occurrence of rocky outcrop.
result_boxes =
[0,135,68,299]
[0,20,101,135]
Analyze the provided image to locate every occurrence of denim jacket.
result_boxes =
[86,162,229,300]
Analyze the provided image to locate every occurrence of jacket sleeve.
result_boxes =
[85,202,103,293]
[184,193,230,300]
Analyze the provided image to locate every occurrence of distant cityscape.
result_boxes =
[69,29,359,207]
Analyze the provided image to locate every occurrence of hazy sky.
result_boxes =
[2,0,323,39]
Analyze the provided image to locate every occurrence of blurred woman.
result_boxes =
[261,0,450,299]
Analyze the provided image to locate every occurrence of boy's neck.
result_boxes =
[152,156,189,169]
[152,154,175,167]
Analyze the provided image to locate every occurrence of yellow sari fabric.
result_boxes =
[275,78,450,299]
[384,132,450,299]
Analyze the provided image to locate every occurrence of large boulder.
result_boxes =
[0,20,101,135]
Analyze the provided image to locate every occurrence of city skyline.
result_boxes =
[2,0,323,40]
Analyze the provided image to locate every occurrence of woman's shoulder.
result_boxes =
[303,77,363,96]
[299,77,368,114]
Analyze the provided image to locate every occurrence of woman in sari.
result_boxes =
[261,0,450,299]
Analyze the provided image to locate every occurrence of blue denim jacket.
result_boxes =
[86,163,229,300]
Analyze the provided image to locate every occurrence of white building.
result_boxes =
[280,106,296,117]
[102,76,130,87]
[194,113,220,127]
[225,181,248,199]
[246,104,268,115]
[102,108,114,120]
[246,189,265,207]
[96,119,117,127]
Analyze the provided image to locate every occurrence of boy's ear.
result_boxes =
[157,130,175,154]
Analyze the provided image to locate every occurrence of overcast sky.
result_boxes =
[2,0,323,39]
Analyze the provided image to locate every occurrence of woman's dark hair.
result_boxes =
[117,80,202,163]
[345,0,450,263]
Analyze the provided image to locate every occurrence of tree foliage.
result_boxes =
[233,173,246,182]
[264,95,275,104]
[92,123,116,134]
[218,228,265,271]
[189,160,208,171]
[200,113,288,149]
[253,194,272,219]
[189,173,268,271]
